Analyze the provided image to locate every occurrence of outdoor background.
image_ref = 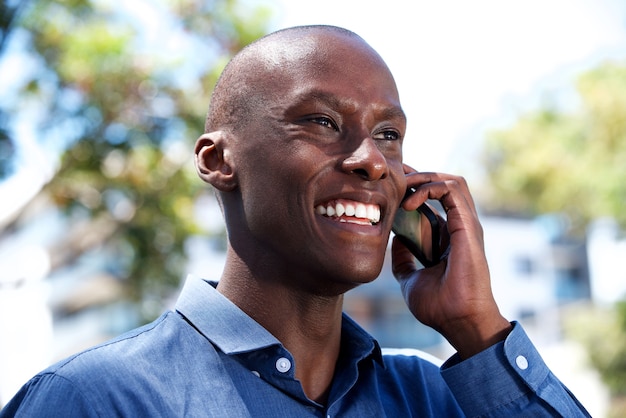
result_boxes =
[1,0,626,416]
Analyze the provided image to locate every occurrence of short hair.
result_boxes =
[204,25,362,134]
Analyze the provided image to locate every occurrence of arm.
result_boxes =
[391,166,590,416]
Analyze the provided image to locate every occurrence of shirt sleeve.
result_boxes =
[440,321,591,417]
[0,373,99,418]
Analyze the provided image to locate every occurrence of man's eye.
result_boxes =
[310,116,338,131]
[375,130,401,141]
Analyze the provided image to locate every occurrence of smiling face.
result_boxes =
[210,27,407,294]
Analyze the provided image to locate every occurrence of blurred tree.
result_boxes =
[481,59,626,416]
[565,302,626,417]
[480,60,626,234]
[0,124,14,179]
[0,0,24,50]
[1,0,272,319]
[0,0,26,178]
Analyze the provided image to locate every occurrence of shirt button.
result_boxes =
[515,355,529,370]
[275,357,291,373]
[251,370,260,377]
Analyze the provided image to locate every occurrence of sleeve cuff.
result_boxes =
[440,321,549,416]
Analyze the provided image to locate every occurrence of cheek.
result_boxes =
[389,160,407,201]
[238,151,311,231]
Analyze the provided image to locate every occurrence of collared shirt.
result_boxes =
[1,276,590,417]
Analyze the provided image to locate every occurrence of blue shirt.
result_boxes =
[1,276,590,417]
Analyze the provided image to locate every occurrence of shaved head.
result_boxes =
[204,25,377,134]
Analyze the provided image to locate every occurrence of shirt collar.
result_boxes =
[175,275,383,365]
[175,275,281,354]
[340,312,384,366]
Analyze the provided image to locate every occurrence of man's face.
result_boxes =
[230,32,407,293]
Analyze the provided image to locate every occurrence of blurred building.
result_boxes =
[586,217,626,306]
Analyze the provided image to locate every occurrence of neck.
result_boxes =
[217,247,344,404]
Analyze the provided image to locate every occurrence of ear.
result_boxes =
[194,132,237,192]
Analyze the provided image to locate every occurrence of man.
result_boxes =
[1,25,589,417]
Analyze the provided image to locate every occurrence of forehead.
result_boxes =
[259,31,391,78]
[251,31,401,106]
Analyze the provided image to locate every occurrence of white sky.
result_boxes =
[271,0,626,178]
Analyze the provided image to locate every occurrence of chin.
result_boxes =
[303,261,383,297]
[337,261,384,286]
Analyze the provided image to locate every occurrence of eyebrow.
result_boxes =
[291,89,406,122]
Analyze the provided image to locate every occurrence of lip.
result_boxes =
[316,212,385,237]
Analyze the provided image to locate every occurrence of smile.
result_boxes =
[314,199,381,225]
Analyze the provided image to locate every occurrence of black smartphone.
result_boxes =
[392,196,450,268]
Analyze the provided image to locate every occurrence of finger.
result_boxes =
[439,175,478,216]
[404,174,477,216]
[403,163,418,175]
[391,236,419,281]
[420,173,479,215]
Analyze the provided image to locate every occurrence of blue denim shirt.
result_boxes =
[1,276,590,417]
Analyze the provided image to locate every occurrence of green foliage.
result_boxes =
[7,0,273,319]
[481,60,626,234]
[566,303,626,395]
[565,302,626,416]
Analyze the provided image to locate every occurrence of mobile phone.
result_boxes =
[392,196,450,268]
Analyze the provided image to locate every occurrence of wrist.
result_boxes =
[446,315,513,360]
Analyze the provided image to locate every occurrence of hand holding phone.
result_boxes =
[392,171,512,359]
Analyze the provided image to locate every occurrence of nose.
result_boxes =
[341,136,389,181]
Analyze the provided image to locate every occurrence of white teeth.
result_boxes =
[335,202,345,217]
[345,204,355,217]
[340,218,370,226]
[315,200,380,224]
[367,205,376,221]
[355,203,367,218]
